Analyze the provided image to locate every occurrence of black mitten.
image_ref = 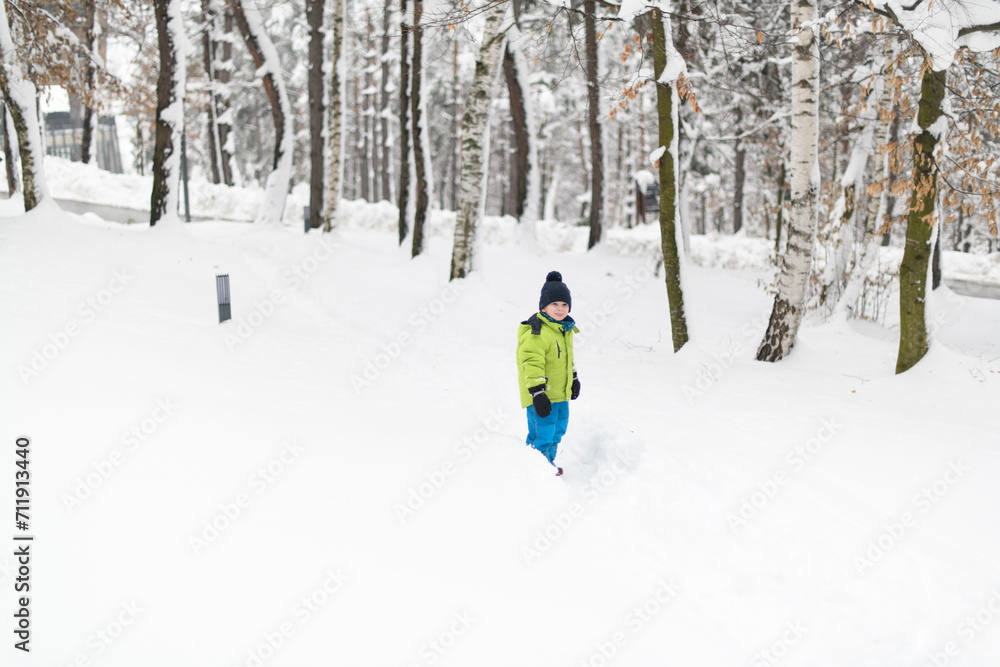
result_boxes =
[529,384,551,418]
[571,372,581,400]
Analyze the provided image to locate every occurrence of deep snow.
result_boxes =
[2,166,1000,667]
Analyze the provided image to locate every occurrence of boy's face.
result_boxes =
[542,301,569,321]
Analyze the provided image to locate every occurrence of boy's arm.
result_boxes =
[519,333,547,392]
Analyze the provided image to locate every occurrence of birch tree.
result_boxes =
[323,0,345,232]
[756,0,819,362]
[150,0,185,226]
[834,40,896,320]
[229,0,293,225]
[449,0,510,281]
[0,2,48,211]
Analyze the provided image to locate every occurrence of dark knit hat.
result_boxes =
[539,271,572,311]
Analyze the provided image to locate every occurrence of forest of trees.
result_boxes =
[1,0,998,374]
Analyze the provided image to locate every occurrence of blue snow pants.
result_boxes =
[526,401,569,466]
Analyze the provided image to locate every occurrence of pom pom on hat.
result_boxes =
[539,271,572,312]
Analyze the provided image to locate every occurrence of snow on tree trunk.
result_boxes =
[503,29,540,223]
[307,0,324,229]
[0,2,48,212]
[649,5,688,352]
[896,64,946,374]
[543,163,560,221]
[1,106,18,195]
[203,0,228,184]
[448,1,509,281]
[583,0,603,249]
[379,0,393,205]
[323,0,345,232]
[410,0,431,258]
[230,0,293,226]
[217,5,236,186]
[835,42,894,320]
[756,0,819,362]
[150,0,186,227]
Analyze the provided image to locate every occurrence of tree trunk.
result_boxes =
[757,0,819,361]
[733,109,745,234]
[896,65,946,374]
[447,37,460,210]
[398,0,411,244]
[583,0,602,249]
[449,1,508,280]
[503,44,529,220]
[880,106,901,246]
[202,2,235,186]
[323,0,344,231]
[1,105,18,194]
[379,0,392,203]
[307,0,324,229]
[836,42,894,319]
[203,0,222,184]
[360,10,373,203]
[217,6,235,185]
[0,4,49,211]
[774,161,785,253]
[150,0,185,226]
[80,0,97,165]
[650,7,688,352]
[410,1,429,257]
[230,0,292,225]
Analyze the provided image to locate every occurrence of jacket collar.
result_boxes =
[540,312,576,333]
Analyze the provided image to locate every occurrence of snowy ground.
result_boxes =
[2,172,1000,666]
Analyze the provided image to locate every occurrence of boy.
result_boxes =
[516,271,581,476]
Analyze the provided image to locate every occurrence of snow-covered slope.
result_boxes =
[2,195,999,667]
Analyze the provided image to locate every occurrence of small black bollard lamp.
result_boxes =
[216,274,231,324]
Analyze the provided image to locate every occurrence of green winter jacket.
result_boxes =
[516,313,578,408]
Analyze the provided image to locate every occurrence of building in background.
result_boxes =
[44,109,123,173]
